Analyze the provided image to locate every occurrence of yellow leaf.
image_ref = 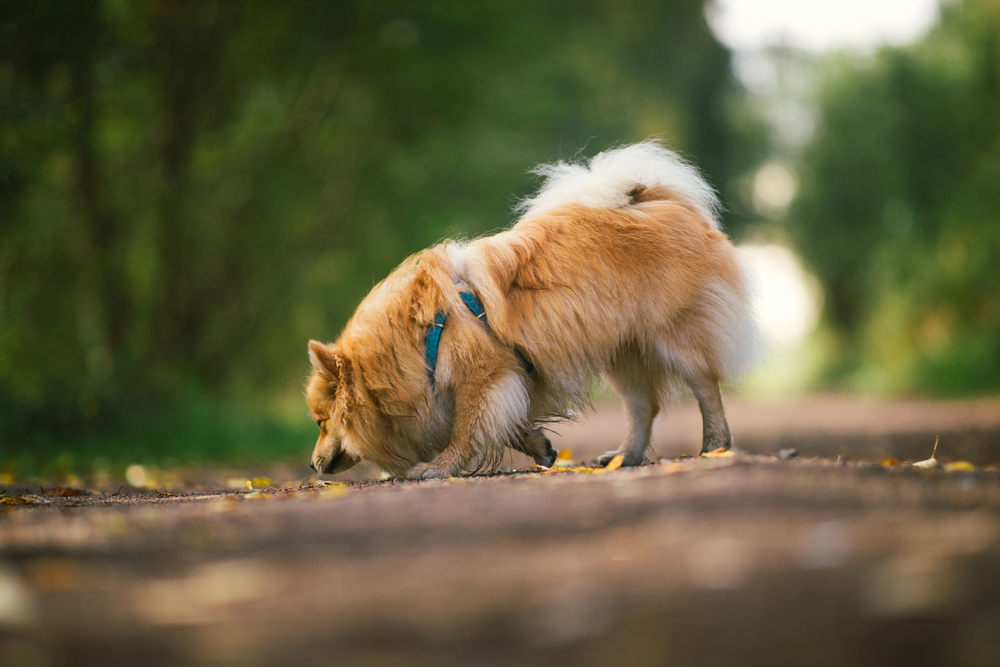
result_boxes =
[881,458,902,467]
[0,496,32,505]
[320,483,350,498]
[539,465,595,474]
[245,480,253,490]
[602,454,625,472]
[944,461,975,473]
[702,448,734,458]
[251,477,272,488]
[555,449,573,462]
[0,473,15,484]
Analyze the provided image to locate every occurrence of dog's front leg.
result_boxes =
[407,371,528,480]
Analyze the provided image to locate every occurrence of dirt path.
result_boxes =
[3,396,1000,666]
[548,393,1000,463]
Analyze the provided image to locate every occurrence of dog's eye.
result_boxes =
[315,418,328,429]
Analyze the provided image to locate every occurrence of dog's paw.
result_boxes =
[596,451,619,467]
[406,462,453,480]
[699,434,733,455]
[596,450,647,468]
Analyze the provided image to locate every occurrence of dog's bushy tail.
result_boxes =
[515,140,721,229]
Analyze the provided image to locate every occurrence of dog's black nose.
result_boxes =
[309,459,316,472]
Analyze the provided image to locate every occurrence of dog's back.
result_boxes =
[447,143,759,410]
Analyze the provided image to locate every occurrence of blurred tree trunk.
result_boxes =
[154,1,236,372]
[69,0,130,363]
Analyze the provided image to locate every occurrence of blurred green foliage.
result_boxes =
[791,0,1000,395]
[0,0,753,470]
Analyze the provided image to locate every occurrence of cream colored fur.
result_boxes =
[307,141,760,479]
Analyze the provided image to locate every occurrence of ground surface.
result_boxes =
[2,395,1000,666]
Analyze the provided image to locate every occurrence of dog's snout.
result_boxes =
[309,458,317,472]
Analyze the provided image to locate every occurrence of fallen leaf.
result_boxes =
[913,436,940,469]
[881,458,902,467]
[537,465,600,475]
[251,477,272,488]
[0,496,48,505]
[319,484,350,499]
[602,454,625,472]
[944,461,975,473]
[245,480,253,490]
[534,455,627,475]
[555,449,573,462]
[702,448,734,458]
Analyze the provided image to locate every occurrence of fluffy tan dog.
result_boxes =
[307,141,759,479]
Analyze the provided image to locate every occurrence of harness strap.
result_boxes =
[425,290,536,386]
[424,312,447,386]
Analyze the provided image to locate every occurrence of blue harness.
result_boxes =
[425,289,535,386]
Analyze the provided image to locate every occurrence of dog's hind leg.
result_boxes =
[687,373,733,454]
[598,346,663,467]
[510,427,557,467]
[407,370,529,480]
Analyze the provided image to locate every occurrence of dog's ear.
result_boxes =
[308,340,341,384]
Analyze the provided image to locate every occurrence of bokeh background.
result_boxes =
[2,0,999,477]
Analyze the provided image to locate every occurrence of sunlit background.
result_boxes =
[716,0,949,394]
[2,0,999,477]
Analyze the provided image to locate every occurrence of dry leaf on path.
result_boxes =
[1,496,48,505]
[602,454,625,472]
[319,484,350,499]
[913,437,940,470]
[702,448,734,458]
[0,496,33,505]
[534,454,625,475]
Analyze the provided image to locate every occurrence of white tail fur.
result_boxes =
[515,140,722,229]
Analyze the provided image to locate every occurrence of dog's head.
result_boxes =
[304,250,453,476]
[306,340,361,475]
